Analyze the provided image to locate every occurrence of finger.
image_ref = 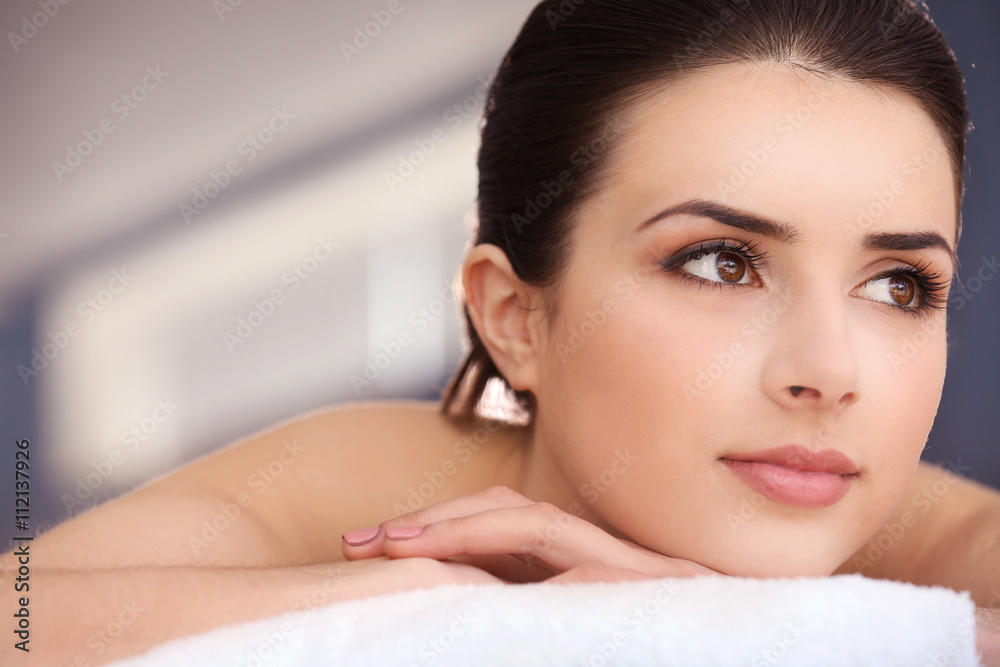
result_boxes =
[546,563,653,585]
[342,525,386,560]
[379,503,679,577]
[381,485,534,529]
[342,486,532,561]
[446,553,551,583]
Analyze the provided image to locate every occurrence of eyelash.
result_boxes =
[659,240,950,318]
[868,261,950,318]
[660,239,768,288]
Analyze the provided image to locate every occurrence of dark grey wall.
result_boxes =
[918,2,1000,489]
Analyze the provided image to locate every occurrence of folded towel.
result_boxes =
[108,573,981,666]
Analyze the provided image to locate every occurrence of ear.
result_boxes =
[462,244,541,393]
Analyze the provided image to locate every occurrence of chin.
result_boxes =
[678,528,856,579]
[711,553,845,579]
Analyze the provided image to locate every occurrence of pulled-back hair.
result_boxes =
[441,0,969,423]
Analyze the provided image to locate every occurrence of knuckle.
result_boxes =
[384,508,428,528]
[481,484,526,505]
[532,501,563,523]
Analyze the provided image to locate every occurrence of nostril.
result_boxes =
[840,391,859,407]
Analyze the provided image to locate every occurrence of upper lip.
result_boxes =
[721,445,860,476]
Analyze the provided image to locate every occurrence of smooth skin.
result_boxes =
[3,63,999,664]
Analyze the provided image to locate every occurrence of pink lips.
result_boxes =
[720,445,859,508]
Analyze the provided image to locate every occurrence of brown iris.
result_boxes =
[888,274,917,306]
[717,252,747,283]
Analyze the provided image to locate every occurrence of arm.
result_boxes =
[0,558,497,666]
[17,402,483,570]
[837,460,1000,607]
[0,403,504,663]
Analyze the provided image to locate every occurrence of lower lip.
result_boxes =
[721,459,855,508]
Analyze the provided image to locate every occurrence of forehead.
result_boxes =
[592,63,957,248]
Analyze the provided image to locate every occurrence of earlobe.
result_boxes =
[462,244,541,393]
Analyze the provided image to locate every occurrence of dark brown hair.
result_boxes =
[441,0,969,423]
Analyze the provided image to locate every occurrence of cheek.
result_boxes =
[535,276,951,576]
[537,279,735,524]
[538,277,685,464]
[853,317,948,507]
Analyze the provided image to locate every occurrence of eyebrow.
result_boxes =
[638,198,956,264]
[638,199,799,242]
[863,232,956,263]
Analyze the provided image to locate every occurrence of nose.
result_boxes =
[761,288,860,416]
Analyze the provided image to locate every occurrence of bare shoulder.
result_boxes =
[21,401,525,569]
[836,459,999,579]
[170,400,528,561]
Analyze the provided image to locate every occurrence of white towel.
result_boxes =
[108,573,981,666]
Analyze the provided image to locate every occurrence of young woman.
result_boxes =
[5,0,1000,663]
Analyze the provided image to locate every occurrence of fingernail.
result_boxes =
[384,526,424,541]
[342,526,380,547]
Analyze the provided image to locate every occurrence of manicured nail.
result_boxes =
[342,526,380,547]
[384,526,424,540]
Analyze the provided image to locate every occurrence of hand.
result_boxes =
[341,486,719,584]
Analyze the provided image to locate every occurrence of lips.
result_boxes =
[720,445,859,508]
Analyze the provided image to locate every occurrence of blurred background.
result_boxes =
[0,0,997,534]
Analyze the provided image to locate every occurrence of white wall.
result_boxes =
[0,0,538,511]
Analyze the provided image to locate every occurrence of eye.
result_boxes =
[659,239,768,289]
[679,245,757,285]
[862,273,918,308]
[856,263,951,317]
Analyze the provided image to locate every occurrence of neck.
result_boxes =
[513,416,626,539]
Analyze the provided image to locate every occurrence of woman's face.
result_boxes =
[525,63,957,576]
